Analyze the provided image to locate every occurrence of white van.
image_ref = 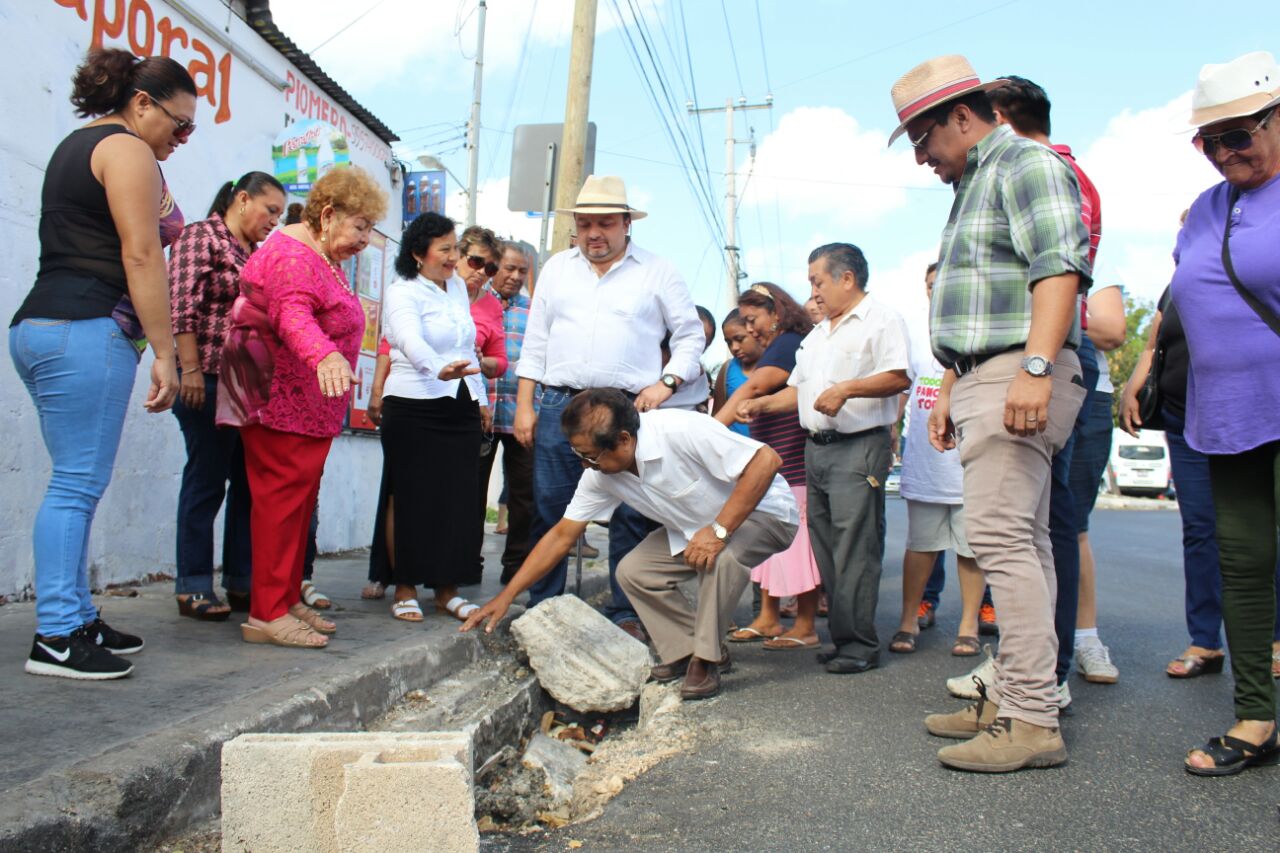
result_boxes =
[1107,429,1172,497]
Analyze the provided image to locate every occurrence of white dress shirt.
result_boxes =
[383,274,487,404]
[787,295,911,433]
[516,240,704,393]
[564,409,799,555]
[660,368,710,410]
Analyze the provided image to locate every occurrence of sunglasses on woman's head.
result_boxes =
[1193,109,1275,156]
[466,255,499,277]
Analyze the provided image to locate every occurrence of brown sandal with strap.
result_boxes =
[289,603,336,635]
[240,614,328,648]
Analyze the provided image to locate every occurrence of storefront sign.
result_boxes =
[273,119,350,196]
[403,170,447,225]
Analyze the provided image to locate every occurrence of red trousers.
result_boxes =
[240,425,333,622]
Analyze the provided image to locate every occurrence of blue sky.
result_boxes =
[271,0,1278,345]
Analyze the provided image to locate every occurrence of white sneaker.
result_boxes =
[1074,640,1119,684]
[1055,681,1072,714]
[946,645,996,699]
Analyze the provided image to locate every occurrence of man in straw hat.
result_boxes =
[888,55,1092,772]
[513,176,705,638]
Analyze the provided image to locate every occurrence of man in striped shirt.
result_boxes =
[888,55,1091,773]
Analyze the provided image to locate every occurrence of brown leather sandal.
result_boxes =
[240,614,328,648]
[951,635,981,657]
[289,603,336,635]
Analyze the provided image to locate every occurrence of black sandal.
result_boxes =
[889,630,917,654]
[177,593,231,622]
[225,591,251,613]
[1185,727,1280,777]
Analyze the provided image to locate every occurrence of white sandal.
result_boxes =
[391,599,424,622]
[300,580,331,609]
[438,595,479,622]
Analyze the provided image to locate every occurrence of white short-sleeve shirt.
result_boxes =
[564,409,798,554]
[787,295,911,433]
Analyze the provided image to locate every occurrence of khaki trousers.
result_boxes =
[618,512,798,664]
[951,350,1085,728]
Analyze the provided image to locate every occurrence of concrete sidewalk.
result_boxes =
[0,527,610,852]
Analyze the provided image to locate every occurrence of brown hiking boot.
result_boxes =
[925,678,998,738]
[937,717,1068,773]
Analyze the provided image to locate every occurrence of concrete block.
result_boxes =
[334,753,478,853]
[521,732,588,806]
[221,732,471,853]
[510,595,651,712]
[638,682,682,729]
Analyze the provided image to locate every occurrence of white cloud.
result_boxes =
[268,0,660,90]
[867,248,938,360]
[740,106,942,229]
[1081,90,1221,236]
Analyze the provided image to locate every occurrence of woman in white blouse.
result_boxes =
[368,212,484,623]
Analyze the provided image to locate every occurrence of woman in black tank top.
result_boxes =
[9,48,196,682]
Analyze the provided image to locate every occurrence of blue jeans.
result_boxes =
[527,388,639,623]
[1050,430,1080,685]
[1068,389,1113,532]
[1164,411,1280,648]
[173,373,252,595]
[10,317,138,637]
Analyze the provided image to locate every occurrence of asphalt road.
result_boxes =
[488,501,1279,853]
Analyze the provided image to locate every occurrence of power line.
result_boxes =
[719,0,745,99]
[776,0,1024,90]
[309,0,391,55]
[482,0,539,182]
[678,0,717,225]
[752,0,772,94]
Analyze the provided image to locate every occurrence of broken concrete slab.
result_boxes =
[521,732,588,806]
[510,595,651,712]
[638,682,682,729]
[333,753,478,853]
[220,732,472,853]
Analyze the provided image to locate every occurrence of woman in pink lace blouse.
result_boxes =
[218,168,388,649]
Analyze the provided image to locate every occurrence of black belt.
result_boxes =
[952,342,1078,378]
[545,385,637,401]
[807,425,887,445]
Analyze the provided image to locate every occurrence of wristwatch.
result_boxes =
[661,374,679,391]
[1021,355,1053,377]
[711,521,729,541]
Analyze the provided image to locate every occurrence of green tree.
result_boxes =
[1106,295,1155,424]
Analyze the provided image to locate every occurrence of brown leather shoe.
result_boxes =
[680,657,721,700]
[618,619,650,644]
[937,717,1067,773]
[651,649,730,682]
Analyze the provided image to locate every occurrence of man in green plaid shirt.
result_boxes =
[888,55,1091,774]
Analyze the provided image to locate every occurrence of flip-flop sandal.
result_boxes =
[1167,651,1225,678]
[176,593,231,622]
[727,626,780,643]
[300,581,332,610]
[762,635,819,650]
[361,582,386,600]
[391,599,424,622]
[889,630,917,654]
[951,635,981,657]
[438,596,480,622]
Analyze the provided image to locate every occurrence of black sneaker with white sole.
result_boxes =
[25,627,133,680]
[85,615,144,655]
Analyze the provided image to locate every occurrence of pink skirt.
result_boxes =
[750,484,822,597]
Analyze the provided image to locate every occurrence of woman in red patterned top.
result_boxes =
[715,283,824,650]
[168,172,285,622]
[218,168,387,649]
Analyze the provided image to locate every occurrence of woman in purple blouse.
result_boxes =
[1173,51,1280,777]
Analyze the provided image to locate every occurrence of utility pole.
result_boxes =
[465,0,487,227]
[551,0,598,253]
[688,95,772,308]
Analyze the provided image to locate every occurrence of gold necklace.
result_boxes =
[305,227,343,285]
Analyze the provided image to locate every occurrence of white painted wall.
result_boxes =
[0,0,403,599]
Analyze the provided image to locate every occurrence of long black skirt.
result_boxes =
[369,390,481,589]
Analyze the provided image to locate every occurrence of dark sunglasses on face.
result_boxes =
[466,255,499,277]
[1194,109,1275,156]
[137,89,195,138]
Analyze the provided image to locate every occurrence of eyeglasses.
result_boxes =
[909,121,938,151]
[137,90,195,138]
[1193,109,1275,156]
[570,445,605,464]
[466,255,499,277]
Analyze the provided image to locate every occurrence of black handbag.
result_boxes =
[1135,328,1166,430]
